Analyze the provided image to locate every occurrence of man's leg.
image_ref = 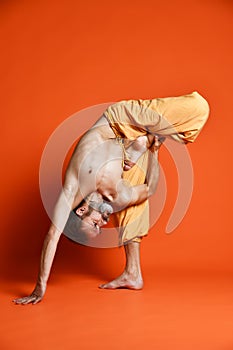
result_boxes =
[99,150,151,290]
[99,240,143,290]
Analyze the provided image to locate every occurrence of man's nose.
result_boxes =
[98,217,107,227]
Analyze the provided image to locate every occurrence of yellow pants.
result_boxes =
[104,91,209,143]
[110,92,209,244]
[114,151,149,245]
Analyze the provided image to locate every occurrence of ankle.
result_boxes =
[125,268,142,280]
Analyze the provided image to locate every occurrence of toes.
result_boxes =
[99,283,115,289]
[99,275,143,290]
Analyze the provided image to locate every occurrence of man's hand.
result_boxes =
[13,283,46,305]
[148,135,165,152]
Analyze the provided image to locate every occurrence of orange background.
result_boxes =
[1,1,233,349]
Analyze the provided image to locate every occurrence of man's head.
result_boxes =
[64,192,113,244]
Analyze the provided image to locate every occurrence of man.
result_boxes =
[13,91,209,303]
[13,134,160,304]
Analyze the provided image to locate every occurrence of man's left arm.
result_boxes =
[113,136,161,210]
[129,147,159,204]
[145,143,160,197]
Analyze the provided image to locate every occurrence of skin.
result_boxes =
[99,241,143,290]
[13,116,161,305]
[74,192,113,237]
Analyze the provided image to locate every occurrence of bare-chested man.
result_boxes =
[13,132,160,304]
[13,91,209,304]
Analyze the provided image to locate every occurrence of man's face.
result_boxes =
[80,209,110,239]
[75,192,113,239]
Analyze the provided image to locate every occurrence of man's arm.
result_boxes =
[13,177,82,305]
[13,129,106,305]
[145,143,160,197]
[113,136,161,211]
[13,186,72,304]
[129,147,159,204]
[13,224,62,304]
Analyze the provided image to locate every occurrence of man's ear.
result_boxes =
[76,205,89,217]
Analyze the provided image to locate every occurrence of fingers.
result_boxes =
[154,135,160,147]
[151,135,165,152]
[13,294,42,305]
[149,136,160,152]
[13,297,33,305]
[32,297,42,305]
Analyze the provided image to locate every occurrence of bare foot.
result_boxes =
[99,272,143,290]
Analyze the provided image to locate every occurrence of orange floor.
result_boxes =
[2,266,233,350]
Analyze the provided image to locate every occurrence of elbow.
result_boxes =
[47,225,62,243]
[112,193,131,212]
[148,184,157,198]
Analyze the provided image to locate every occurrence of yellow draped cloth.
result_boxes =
[114,151,149,245]
[104,91,209,143]
[109,92,209,244]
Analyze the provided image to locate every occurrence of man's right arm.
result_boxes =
[13,131,100,305]
[13,175,83,304]
[13,224,62,304]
